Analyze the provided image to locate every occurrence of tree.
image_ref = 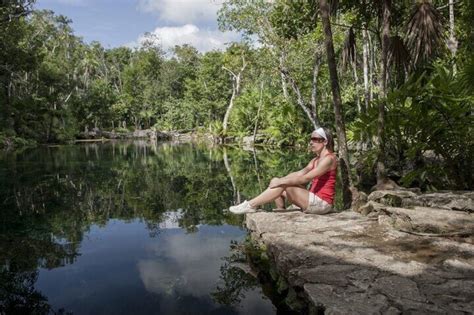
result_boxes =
[0,0,36,132]
[319,0,353,208]
[219,0,321,129]
[222,44,248,135]
[375,0,391,185]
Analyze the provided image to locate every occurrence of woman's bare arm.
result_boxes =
[278,159,315,181]
[270,156,333,188]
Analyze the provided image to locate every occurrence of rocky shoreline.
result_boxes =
[76,128,219,143]
[245,190,474,314]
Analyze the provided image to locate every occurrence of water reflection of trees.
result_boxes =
[212,241,260,306]
[1,142,309,232]
[0,269,52,314]
[0,141,309,312]
[212,240,302,314]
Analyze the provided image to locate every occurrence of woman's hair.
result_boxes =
[322,127,334,152]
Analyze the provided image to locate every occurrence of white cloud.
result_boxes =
[137,24,240,52]
[138,0,222,25]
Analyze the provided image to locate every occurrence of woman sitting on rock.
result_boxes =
[229,127,337,214]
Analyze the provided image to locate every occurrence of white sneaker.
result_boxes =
[229,200,256,214]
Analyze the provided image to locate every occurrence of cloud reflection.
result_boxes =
[138,228,233,297]
[137,225,274,314]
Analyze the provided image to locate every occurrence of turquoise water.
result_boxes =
[0,141,309,314]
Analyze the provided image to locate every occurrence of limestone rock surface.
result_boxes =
[367,190,474,212]
[246,209,474,314]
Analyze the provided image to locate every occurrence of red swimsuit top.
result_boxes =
[309,154,337,204]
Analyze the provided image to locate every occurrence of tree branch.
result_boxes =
[437,0,459,10]
[222,66,237,78]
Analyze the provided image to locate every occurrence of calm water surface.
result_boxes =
[0,141,309,314]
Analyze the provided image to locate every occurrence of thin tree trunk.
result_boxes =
[377,0,391,183]
[448,0,457,74]
[4,77,14,131]
[352,61,361,113]
[253,81,264,143]
[223,74,239,133]
[369,31,376,101]
[311,53,321,120]
[280,52,289,99]
[223,56,247,135]
[362,27,370,114]
[319,0,353,209]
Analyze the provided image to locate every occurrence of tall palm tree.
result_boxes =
[375,0,391,186]
[319,0,353,209]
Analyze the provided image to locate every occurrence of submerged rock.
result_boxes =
[245,202,474,313]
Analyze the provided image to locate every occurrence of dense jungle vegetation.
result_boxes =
[1,0,472,198]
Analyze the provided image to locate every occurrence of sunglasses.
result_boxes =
[310,137,326,143]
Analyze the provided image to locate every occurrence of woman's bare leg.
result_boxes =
[274,191,286,209]
[249,186,285,208]
[248,178,309,209]
[284,186,310,209]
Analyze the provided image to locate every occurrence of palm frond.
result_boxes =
[388,35,410,74]
[405,0,446,68]
[458,56,474,94]
[342,26,356,69]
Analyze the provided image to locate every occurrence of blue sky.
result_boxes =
[35,0,240,52]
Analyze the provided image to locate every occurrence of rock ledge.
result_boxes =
[246,193,474,314]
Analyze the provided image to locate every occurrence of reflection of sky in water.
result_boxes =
[35,218,275,314]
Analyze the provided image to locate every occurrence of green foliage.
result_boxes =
[208,120,224,138]
[263,95,308,146]
[458,56,474,94]
[229,87,264,134]
[0,132,36,149]
[269,0,318,40]
[155,99,195,131]
[1,1,473,193]
[350,64,473,190]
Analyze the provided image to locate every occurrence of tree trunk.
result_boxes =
[3,79,14,132]
[376,0,391,183]
[253,80,264,143]
[448,0,457,73]
[223,56,247,135]
[362,27,370,114]
[311,53,321,120]
[369,31,376,101]
[319,0,353,209]
[352,60,361,113]
[280,52,289,99]
[222,73,240,134]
